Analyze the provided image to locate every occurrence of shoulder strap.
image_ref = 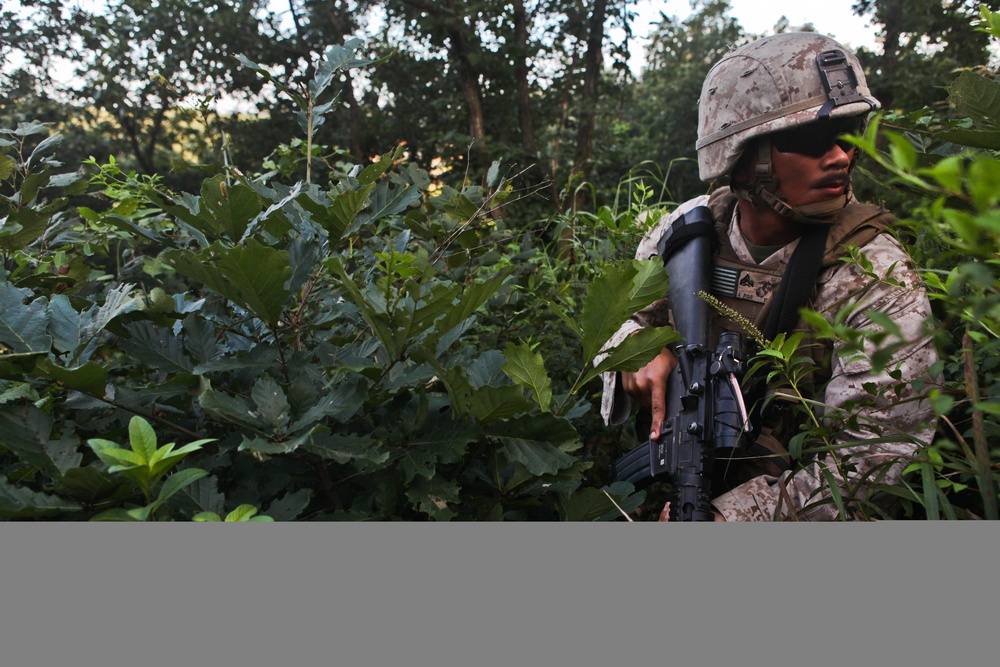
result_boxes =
[762,223,830,340]
[821,203,894,267]
[762,202,893,339]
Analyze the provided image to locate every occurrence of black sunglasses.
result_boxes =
[768,118,865,157]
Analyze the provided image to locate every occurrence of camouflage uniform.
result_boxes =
[600,33,940,521]
[599,192,939,521]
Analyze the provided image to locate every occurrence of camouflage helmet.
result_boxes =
[696,32,880,182]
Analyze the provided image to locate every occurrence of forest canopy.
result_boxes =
[6,0,993,202]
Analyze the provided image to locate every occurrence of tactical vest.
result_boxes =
[698,187,895,488]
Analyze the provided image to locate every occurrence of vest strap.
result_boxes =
[762,223,831,340]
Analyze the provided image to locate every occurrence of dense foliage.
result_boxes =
[0,1,998,520]
[0,40,681,520]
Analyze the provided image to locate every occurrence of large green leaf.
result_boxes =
[304,430,388,466]
[214,241,292,328]
[311,39,376,97]
[467,351,508,389]
[198,379,263,431]
[0,478,80,519]
[434,364,474,416]
[0,153,14,181]
[586,326,680,385]
[193,345,280,375]
[179,473,227,516]
[0,284,52,353]
[435,271,510,336]
[199,174,263,241]
[936,129,1000,150]
[127,415,158,464]
[230,243,293,325]
[180,314,221,365]
[142,188,210,247]
[122,322,194,374]
[358,146,405,185]
[367,181,421,223]
[405,476,460,521]
[298,184,376,244]
[0,352,45,378]
[469,384,536,422]
[265,488,313,521]
[488,414,579,476]
[0,208,49,251]
[18,171,49,208]
[326,257,399,357]
[238,435,295,455]
[579,259,668,363]
[25,132,62,171]
[47,286,140,365]
[156,468,210,506]
[102,212,172,245]
[397,419,479,483]
[948,71,1000,130]
[408,283,462,340]
[167,241,291,328]
[0,403,61,477]
[288,377,368,431]
[86,283,142,341]
[47,294,85,358]
[968,157,1000,212]
[252,374,291,432]
[502,343,552,412]
[34,358,109,396]
[500,439,577,476]
[54,467,131,504]
[241,181,300,242]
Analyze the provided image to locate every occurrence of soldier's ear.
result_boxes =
[731,142,757,186]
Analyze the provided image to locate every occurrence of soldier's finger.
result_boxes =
[649,377,666,440]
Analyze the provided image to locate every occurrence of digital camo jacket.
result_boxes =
[599,192,940,521]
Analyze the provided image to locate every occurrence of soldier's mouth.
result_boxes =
[814,175,849,193]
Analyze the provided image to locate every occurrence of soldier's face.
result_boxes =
[768,118,860,207]
[770,137,855,208]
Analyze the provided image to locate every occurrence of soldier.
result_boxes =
[600,32,940,521]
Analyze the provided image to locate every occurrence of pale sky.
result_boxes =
[629,0,881,65]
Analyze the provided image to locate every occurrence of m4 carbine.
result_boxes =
[610,206,752,521]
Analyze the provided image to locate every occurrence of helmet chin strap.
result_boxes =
[732,138,850,225]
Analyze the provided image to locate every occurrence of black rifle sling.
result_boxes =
[761,223,831,340]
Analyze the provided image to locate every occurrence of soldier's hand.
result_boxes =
[621,347,678,440]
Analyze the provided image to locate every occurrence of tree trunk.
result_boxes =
[561,0,607,259]
[572,0,607,182]
[512,0,538,159]
[877,0,904,109]
[444,0,488,165]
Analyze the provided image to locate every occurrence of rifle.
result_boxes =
[610,205,753,521]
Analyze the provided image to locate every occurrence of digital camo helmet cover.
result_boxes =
[696,32,880,182]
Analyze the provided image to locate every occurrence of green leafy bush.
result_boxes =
[0,41,665,521]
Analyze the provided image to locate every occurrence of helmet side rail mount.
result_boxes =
[816,49,868,119]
